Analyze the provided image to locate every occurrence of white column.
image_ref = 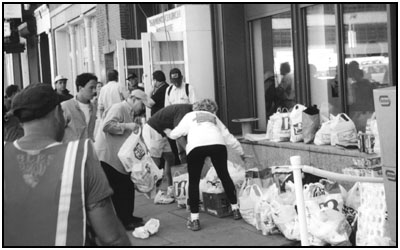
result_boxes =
[68,24,77,84]
[47,29,56,84]
[84,16,94,73]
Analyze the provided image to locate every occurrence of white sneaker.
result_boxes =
[154,190,174,204]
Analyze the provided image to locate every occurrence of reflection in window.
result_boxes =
[343,4,390,132]
[251,11,294,130]
[306,4,340,117]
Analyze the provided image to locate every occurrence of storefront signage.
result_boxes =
[4,22,11,37]
[4,4,22,19]
[147,8,182,32]
[378,95,391,107]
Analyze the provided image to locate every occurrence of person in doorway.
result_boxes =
[127,73,144,92]
[164,68,196,165]
[94,89,154,230]
[4,83,130,246]
[150,70,169,116]
[4,85,24,142]
[54,75,73,102]
[165,99,250,231]
[97,69,128,119]
[92,81,103,111]
[61,73,98,143]
[142,104,193,203]
[276,62,295,110]
[263,71,277,120]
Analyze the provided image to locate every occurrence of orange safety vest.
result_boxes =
[4,139,89,246]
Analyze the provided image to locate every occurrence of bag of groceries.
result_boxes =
[289,104,306,142]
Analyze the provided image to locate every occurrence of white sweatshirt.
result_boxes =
[169,111,244,156]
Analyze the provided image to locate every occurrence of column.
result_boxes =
[84,16,94,73]
[47,29,55,84]
[68,24,77,83]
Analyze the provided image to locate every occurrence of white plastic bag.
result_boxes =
[314,117,332,145]
[330,113,357,146]
[130,154,164,195]
[270,199,300,241]
[270,108,291,142]
[118,126,148,172]
[173,171,189,208]
[239,184,263,227]
[367,113,380,154]
[254,186,280,235]
[290,104,306,142]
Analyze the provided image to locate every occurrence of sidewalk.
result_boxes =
[126,192,300,247]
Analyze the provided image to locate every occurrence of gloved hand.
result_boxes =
[123,123,138,131]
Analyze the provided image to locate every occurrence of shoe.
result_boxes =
[131,216,144,224]
[233,209,242,220]
[154,190,175,204]
[124,221,144,231]
[187,218,201,231]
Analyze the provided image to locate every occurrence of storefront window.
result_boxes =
[251,11,294,130]
[343,4,390,132]
[305,4,340,117]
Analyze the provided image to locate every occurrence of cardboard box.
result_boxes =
[202,192,232,218]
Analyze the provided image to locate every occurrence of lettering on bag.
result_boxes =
[293,122,302,135]
[281,117,290,130]
[174,180,187,197]
[133,143,146,160]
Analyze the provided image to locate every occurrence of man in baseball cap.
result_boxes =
[54,75,73,102]
[126,73,144,91]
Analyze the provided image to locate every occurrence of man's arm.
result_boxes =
[86,197,130,246]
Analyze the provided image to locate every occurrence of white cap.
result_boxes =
[54,75,68,83]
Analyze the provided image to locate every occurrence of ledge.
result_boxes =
[238,138,379,158]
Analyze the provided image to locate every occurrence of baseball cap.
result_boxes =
[54,75,68,82]
[170,68,182,82]
[130,89,155,108]
[11,83,61,123]
[126,73,138,80]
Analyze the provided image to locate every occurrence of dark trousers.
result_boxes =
[187,145,237,213]
[101,161,135,225]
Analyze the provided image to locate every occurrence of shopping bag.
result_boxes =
[173,171,189,208]
[118,126,148,172]
[270,108,291,142]
[330,113,357,146]
[270,199,300,241]
[254,185,281,235]
[302,105,320,144]
[130,154,164,195]
[289,104,306,142]
[314,116,332,145]
[239,184,263,227]
[366,113,380,154]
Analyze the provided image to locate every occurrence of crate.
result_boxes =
[202,192,232,218]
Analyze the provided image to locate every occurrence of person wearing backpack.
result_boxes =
[164,68,196,165]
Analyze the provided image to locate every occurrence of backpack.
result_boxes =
[167,83,189,97]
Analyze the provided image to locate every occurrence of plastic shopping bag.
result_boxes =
[130,154,164,196]
[118,126,148,172]
[366,113,380,154]
[270,199,300,241]
[330,113,357,146]
[302,105,320,144]
[239,184,263,227]
[254,185,281,235]
[314,116,332,145]
[271,108,291,142]
[290,104,306,142]
[173,171,189,208]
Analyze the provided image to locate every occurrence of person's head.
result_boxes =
[126,73,139,91]
[126,89,155,115]
[280,62,291,76]
[76,73,98,103]
[152,70,166,86]
[54,75,68,93]
[12,83,65,141]
[170,68,183,88]
[107,69,118,82]
[96,82,103,96]
[193,99,218,114]
[5,85,20,100]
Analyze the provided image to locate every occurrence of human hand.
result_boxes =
[163,128,172,137]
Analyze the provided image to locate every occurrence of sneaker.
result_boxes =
[232,209,242,220]
[167,185,175,198]
[154,190,175,204]
[187,219,201,231]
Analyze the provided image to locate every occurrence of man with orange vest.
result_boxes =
[4,83,130,246]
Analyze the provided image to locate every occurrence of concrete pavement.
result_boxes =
[126,192,300,247]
